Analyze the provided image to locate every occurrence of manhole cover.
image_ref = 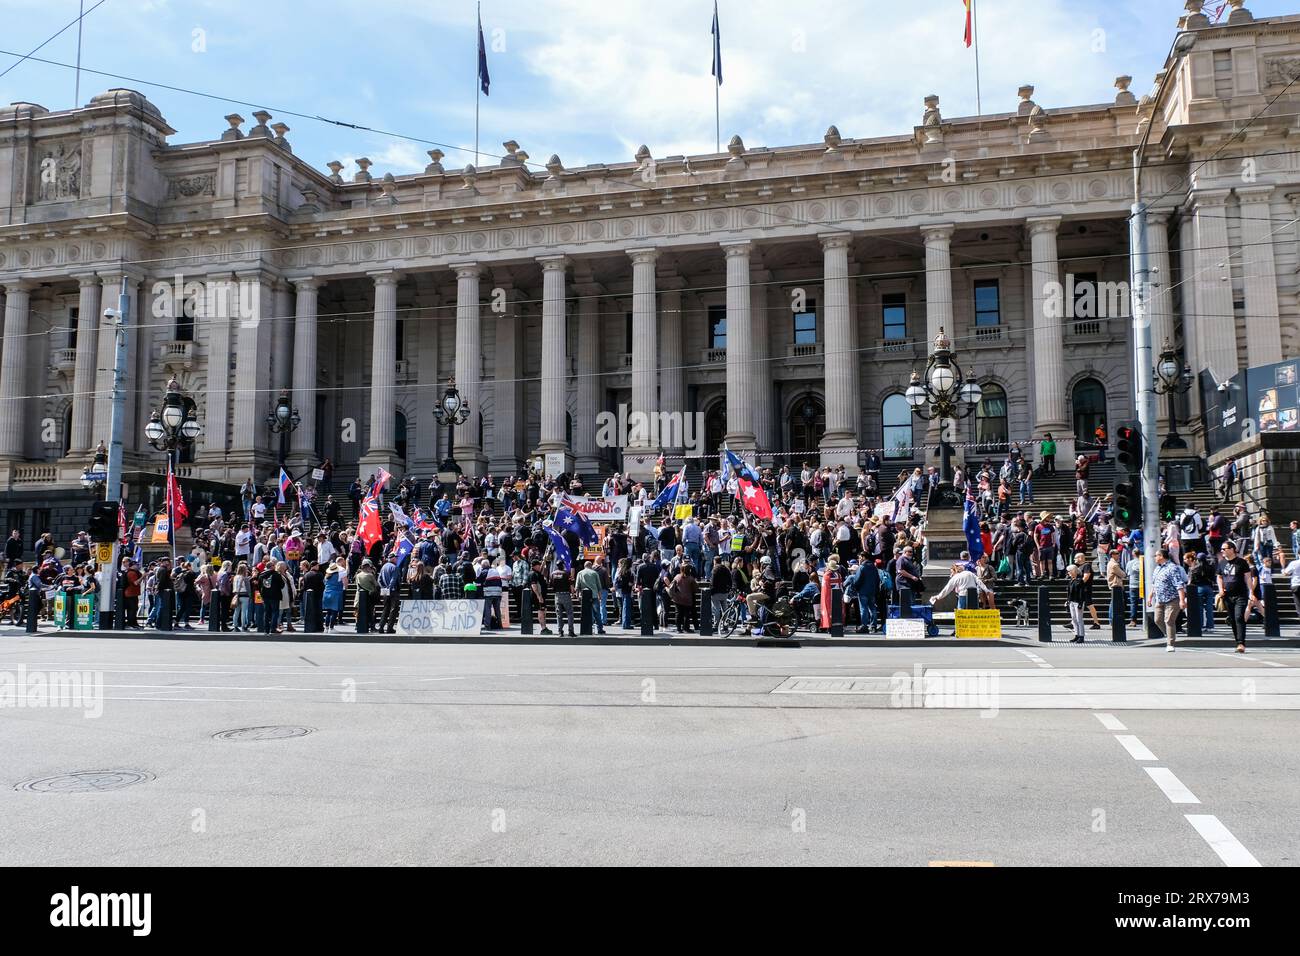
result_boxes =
[212,725,315,742]
[16,770,155,793]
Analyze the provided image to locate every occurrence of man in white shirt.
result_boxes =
[930,563,993,610]
[235,526,253,560]
[251,497,267,523]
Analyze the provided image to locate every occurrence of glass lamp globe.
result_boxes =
[162,400,184,431]
[145,416,165,443]
[181,416,202,441]
[905,383,927,408]
[442,390,462,417]
[276,402,291,424]
[929,365,956,395]
[960,381,983,407]
[1158,356,1179,384]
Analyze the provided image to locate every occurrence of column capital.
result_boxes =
[538,254,571,273]
[720,240,752,259]
[367,270,402,286]
[1,279,38,294]
[452,261,483,280]
[1145,209,1172,227]
[74,273,102,289]
[627,247,660,265]
[1190,188,1232,209]
[921,223,955,243]
[291,276,322,293]
[1025,216,1062,237]
[1235,184,1276,202]
[819,231,853,251]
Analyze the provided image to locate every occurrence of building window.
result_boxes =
[1071,272,1097,320]
[176,298,195,342]
[68,306,79,350]
[32,509,51,539]
[974,383,1008,454]
[708,304,727,350]
[396,316,407,362]
[882,393,914,460]
[395,410,408,464]
[793,298,817,345]
[625,313,633,354]
[973,280,1001,327]
[882,293,906,340]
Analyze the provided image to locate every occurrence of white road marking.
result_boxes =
[1144,767,1201,804]
[1114,734,1157,761]
[1015,649,1052,669]
[1184,815,1262,867]
[1094,713,1127,731]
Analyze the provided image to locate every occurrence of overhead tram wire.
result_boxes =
[0,0,110,82]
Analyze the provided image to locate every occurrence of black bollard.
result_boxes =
[520,588,534,636]
[303,590,323,634]
[1111,587,1128,642]
[829,586,845,637]
[112,575,126,631]
[699,586,714,637]
[355,589,370,635]
[1264,583,1282,638]
[1037,585,1052,642]
[156,592,174,633]
[640,590,656,636]
[25,589,40,633]
[1185,585,1202,638]
[899,587,914,617]
[208,599,222,632]
[579,590,594,635]
[1146,609,1161,641]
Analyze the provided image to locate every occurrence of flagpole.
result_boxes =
[715,82,720,154]
[475,2,481,163]
[168,451,177,568]
[973,0,982,116]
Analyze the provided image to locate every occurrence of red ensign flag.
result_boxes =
[963,0,973,48]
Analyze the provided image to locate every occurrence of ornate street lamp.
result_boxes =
[265,388,301,466]
[80,440,109,494]
[147,377,202,562]
[905,327,982,504]
[433,378,471,475]
[1153,339,1194,451]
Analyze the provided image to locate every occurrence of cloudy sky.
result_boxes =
[0,0,1296,178]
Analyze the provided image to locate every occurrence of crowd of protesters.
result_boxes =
[2,440,1293,649]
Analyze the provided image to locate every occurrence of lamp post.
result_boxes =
[80,440,108,495]
[433,378,471,477]
[145,377,202,565]
[1154,339,1195,451]
[905,327,982,506]
[265,388,301,467]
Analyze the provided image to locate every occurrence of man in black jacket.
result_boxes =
[4,530,23,570]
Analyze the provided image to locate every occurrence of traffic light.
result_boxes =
[1114,480,1142,529]
[1159,493,1177,522]
[88,500,118,543]
[1116,422,1143,474]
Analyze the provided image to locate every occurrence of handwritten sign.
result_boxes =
[885,618,927,640]
[397,599,483,636]
[954,609,1002,639]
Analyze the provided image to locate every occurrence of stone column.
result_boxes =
[490,281,523,476]
[69,275,101,455]
[199,275,233,461]
[1027,218,1068,450]
[231,272,274,463]
[722,240,755,450]
[536,255,572,473]
[658,274,685,459]
[360,271,400,473]
[289,278,320,462]
[452,263,488,475]
[0,281,33,460]
[273,281,294,391]
[627,247,659,479]
[574,280,604,476]
[750,272,775,457]
[1191,189,1239,382]
[922,225,956,452]
[1145,211,1175,361]
[1236,185,1284,366]
[820,232,858,467]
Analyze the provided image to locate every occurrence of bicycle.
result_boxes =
[716,590,749,639]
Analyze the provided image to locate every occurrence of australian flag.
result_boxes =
[650,467,687,511]
[544,523,572,571]
[477,6,491,96]
[554,506,598,547]
[963,485,985,561]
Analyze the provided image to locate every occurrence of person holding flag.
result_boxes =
[277,467,293,507]
[736,474,773,522]
[963,484,985,562]
[554,506,598,548]
[650,467,687,512]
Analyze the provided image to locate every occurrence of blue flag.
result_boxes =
[555,506,598,547]
[477,5,491,96]
[722,445,759,483]
[711,0,722,86]
[963,486,985,561]
[650,467,686,511]
[545,523,572,571]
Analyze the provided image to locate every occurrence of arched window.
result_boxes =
[395,411,408,465]
[1072,378,1107,450]
[882,394,913,460]
[974,383,1008,454]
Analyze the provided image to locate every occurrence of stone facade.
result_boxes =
[3,4,1300,525]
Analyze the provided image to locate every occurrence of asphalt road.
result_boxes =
[1,635,1296,866]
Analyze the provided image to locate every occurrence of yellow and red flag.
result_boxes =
[963,0,973,48]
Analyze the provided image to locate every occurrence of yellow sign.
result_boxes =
[95,542,114,564]
[674,504,694,520]
[150,513,170,543]
[955,609,1002,639]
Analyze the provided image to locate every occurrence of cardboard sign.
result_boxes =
[561,493,629,522]
[885,618,927,640]
[954,609,1002,639]
[150,515,170,543]
[311,468,325,481]
[674,504,694,520]
[396,599,484,636]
